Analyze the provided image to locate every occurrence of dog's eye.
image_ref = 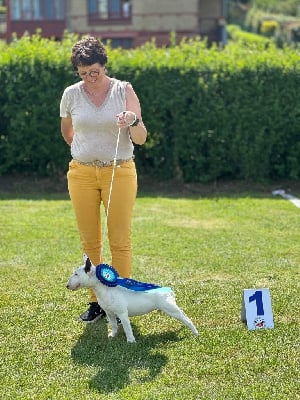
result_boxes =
[74,272,78,276]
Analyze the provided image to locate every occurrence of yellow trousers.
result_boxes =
[67,159,137,302]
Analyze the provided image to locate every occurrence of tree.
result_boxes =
[252,0,299,16]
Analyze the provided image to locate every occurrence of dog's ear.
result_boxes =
[84,257,92,273]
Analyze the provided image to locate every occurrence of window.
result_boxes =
[11,0,64,21]
[88,0,131,21]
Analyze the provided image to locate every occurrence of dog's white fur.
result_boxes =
[66,255,198,343]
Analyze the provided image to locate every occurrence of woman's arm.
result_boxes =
[124,84,147,145]
[61,117,74,146]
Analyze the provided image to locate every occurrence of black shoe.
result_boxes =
[78,302,106,323]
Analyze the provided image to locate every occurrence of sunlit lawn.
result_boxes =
[0,181,299,399]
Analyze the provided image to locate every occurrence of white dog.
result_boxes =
[66,255,198,343]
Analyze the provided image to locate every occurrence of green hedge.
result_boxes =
[0,33,300,182]
[227,24,273,46]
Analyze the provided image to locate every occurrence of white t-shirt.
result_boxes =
[60,78,134,162]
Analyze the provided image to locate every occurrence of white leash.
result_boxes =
[100,127,121,262]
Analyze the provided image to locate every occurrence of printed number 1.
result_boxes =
[249,290,265,315]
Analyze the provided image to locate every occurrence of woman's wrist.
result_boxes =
[129,114,140,127]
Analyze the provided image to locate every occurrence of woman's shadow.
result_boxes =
[71,320,180,394]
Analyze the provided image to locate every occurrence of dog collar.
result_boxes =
[95,264,162,291]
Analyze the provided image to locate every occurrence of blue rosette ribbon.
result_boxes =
[95,263,167,292]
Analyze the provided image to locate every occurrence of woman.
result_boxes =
[60,36,147,322]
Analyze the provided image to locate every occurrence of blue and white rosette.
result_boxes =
[95,264,171,292]
[96,264,119,287]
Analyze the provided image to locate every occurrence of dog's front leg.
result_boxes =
[118,312,136,343]
[106,313,119,339]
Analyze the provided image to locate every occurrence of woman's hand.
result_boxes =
[116,111,137,128]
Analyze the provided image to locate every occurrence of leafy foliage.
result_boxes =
[0,32,300,182]
[252,0,300,16]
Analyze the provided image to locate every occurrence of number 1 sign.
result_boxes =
[241,288,274,330]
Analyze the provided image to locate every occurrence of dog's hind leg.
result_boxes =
[117,312,136,343]
[160,303,199,336]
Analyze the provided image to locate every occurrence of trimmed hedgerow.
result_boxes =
[227,24,273,46]
[0,33,299,182]
[0,33,76,176]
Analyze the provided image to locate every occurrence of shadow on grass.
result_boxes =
[71,321,180,394]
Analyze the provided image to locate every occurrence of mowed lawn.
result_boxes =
[0,180,299,400]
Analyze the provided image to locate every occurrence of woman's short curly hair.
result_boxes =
[71,36,108,70]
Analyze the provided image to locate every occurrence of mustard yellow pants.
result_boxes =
[67,159,137,302]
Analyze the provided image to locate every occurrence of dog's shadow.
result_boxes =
[71,320,180,393]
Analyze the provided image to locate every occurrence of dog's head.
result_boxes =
[66,254,96,291]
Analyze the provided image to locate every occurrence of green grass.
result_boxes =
[0,182,299,399]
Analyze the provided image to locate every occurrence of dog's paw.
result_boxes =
[108,332,118,338]
[127,337,136,343]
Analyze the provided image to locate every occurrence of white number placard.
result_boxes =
[241,288,274,330]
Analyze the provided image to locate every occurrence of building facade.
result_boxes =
[5,0,227,47]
